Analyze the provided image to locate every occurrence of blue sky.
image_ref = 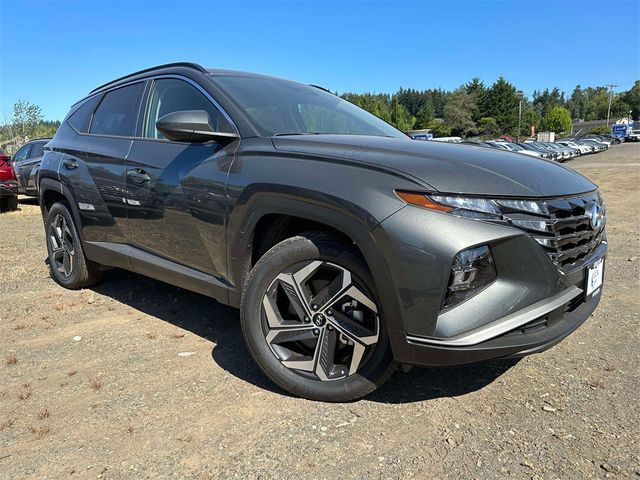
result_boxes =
[1,0,638,121]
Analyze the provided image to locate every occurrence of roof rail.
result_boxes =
[89,62,207,94]
[309,84,332,94]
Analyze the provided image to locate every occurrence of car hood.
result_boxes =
[272,135,597,197]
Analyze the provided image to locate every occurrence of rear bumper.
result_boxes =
[0,180,18,197]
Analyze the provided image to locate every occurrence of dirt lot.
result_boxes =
[1,143,639,479]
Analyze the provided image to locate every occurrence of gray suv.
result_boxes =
[38,63,607,401]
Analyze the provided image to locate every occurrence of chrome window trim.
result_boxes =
[66,74,240,141]
[139,74,239,141]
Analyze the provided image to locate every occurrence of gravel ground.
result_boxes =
[1,143,639,479]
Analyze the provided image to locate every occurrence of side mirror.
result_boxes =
[155,110,238,143]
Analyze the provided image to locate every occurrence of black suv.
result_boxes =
[12,138,51,197]
[39,63,607,401]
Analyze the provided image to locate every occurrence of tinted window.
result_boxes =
[13,144,31,161]
[143,78,233,139]
[213,75,405,138]
[90,82,144,137]
[30,141,46,158]
[68,95,100,133]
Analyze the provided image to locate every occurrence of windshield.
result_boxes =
[212,74,406,138]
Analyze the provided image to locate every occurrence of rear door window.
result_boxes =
[13,144,31,161]
[90,82,144,137]
[29,141,45,158]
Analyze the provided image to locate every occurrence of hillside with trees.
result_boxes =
[341,79,639,137]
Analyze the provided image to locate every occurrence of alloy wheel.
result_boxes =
[49,213,75,277]
[261,260,380,381]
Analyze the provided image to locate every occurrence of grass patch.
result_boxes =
[6,353,17,366]
[89,377,103,391]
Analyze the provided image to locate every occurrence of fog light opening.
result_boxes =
[443,245,496,310]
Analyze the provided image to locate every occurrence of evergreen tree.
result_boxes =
[390,96,416,132]
[464,77,488,122]
[487,77,519,135]
[415,101,434,129]
[444,88,477,137]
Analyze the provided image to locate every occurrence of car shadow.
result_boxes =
[91,268,519,403]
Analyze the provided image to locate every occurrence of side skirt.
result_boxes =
[83,241,230,304]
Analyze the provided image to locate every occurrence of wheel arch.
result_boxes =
[39,178,84,240]
[227,194,406,344]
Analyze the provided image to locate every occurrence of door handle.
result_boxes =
[62,158,79,169]
[127,169,151,184]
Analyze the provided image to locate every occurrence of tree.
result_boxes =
[543,106,571,134]
[464,77,488,122]
[396,88,423,117]
[12,100,44,138]
[566,85,587,120]
[341,93,392,123]
[390,96,415,132]
[620,80,640,119]
[532,87,565,119]
[486,77,519,135]
[443,88,477,137]
[521,110,540,137]
[426,119,451,137]
[583,87,609,120]
[479,117,499,137]
[415,101,434,129]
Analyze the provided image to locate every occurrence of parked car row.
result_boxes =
[0,138,51,212]
[462,134,613,162]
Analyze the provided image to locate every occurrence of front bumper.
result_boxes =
[373,204,607,367]
[395,280,601,366]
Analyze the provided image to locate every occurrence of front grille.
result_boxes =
[497,192,605,269]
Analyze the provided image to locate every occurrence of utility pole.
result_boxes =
[606,83,618,126]
[516,91,524,142]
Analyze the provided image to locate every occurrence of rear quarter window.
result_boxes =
[67,95,100,133]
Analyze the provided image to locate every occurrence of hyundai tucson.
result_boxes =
[38,63,607,401]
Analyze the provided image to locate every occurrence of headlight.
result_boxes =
[430,194,501,217]
[396,191,549,220]
[443,245,496,309]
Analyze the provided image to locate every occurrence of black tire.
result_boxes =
[241,232,396,402]
[0,196,18,213]
[45,201,103,289]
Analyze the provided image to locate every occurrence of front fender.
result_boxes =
[226,193,408,359]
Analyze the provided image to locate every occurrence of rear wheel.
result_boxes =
[0,196,18,212]
[241,232,395,401]
[45,201,103,289]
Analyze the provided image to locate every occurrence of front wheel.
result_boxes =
[241,232,396,401]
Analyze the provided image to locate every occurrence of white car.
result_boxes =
[493,141,545,158]
[558,141,591,154]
